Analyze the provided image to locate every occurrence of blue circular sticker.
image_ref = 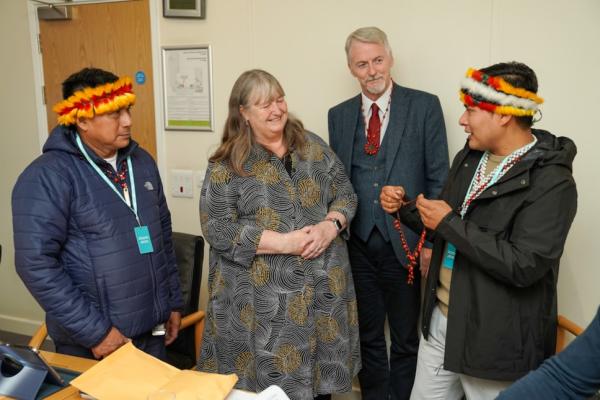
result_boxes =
[135,71,146,85]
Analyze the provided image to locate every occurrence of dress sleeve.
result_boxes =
[200,162,264,267]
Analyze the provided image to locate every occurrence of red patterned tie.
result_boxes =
[365,103,381,155]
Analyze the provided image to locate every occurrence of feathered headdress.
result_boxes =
[53,77,136,125]
[460,68,543,117]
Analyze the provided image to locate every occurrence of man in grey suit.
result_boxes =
[328,27,449,400]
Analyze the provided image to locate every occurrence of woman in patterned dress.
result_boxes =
[198,69,361,400]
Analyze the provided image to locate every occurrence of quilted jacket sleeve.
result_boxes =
[12,164,112,348]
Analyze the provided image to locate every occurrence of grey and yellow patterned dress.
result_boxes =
[198,132,361,399]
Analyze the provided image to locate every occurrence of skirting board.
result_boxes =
[0,313,43,336]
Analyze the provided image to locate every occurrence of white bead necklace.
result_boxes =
[460,134,538,218]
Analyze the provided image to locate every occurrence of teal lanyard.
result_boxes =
[75,134,140,225]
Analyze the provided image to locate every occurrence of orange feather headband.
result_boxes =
[53,77,136,126]
[460,68,543,117]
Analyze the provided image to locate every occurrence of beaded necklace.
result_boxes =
[459,135,538,218]
[393,211,426,285]
[101,159,131,207]
[361,86,393,155]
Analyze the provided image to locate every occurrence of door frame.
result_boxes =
[26,0,167,176]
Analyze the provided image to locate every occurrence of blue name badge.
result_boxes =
[134,226,154,254]
[443,243,456,270]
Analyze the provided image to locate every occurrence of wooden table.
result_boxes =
[40,351,97,399]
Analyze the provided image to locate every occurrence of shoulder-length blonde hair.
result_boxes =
[209,69,306,176]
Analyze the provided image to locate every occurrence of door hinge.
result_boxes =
[42,85,46,105]
[37,5,71,21]
[37,34,42,54]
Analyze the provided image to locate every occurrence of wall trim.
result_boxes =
[0,313,43,336]
[149,0,167,177]
[27,1,49,154]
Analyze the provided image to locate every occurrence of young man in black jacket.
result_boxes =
[380,62,578,399]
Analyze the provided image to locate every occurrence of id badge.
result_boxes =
[134,226,154,254]
[443,243,456,270]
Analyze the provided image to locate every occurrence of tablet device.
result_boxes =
[0,343,65,386]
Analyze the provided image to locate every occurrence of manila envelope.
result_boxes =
[71,342,237,400]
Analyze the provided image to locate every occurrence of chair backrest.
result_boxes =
[171,232,204,316]
[167,232,204,369]
[556,314,584,353]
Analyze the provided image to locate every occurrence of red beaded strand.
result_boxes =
[393,212,427,285]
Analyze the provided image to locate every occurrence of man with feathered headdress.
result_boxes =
[13,67,183,360]
[381,62,578,399]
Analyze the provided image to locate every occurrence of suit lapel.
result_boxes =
[384,84,410,180]
[338,95,361,170]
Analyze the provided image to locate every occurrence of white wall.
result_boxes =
[0,0,46,333]
[1,0,599,342]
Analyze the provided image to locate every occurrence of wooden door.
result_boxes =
[38,0,157,158]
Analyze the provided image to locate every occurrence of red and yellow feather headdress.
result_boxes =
[53,77,136,126]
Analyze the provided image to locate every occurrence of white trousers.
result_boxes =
[410,306,513,400]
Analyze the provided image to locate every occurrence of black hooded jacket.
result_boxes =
[402,129,578,381]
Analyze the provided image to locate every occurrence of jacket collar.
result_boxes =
[44,125,138,167]
[70,129,138,167]
[463,139,542,203]
[453,129,575,211]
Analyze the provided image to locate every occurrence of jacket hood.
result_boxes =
[43,125,80,155]
[43,124,138,162]
[530,129,576,171]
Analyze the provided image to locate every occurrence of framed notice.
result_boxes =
[161,45,213,131]
[163,0,205,19]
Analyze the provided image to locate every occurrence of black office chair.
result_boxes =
[166,232,205,369]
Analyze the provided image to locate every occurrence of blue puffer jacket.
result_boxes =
[12,126,183,349]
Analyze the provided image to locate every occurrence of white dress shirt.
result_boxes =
[361,83,393,144]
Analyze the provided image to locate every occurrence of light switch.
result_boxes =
[170,169,193,198]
